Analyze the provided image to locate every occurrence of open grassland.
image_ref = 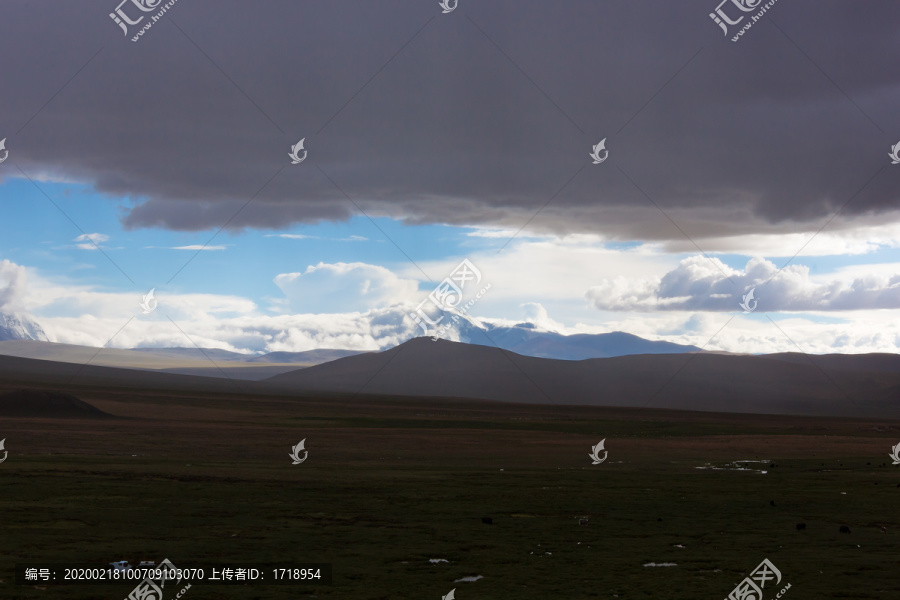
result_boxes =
[2,387,899,599]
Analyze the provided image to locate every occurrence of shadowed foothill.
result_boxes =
[0,389,111,418]
[264,338,900,417]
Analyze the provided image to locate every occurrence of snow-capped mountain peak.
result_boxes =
[0,313,49,342]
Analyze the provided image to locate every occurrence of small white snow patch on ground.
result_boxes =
[696,461,769,474]
[674,544,685,548]
[455,576,483,582]
[429,559,449,564]
[643,563,677,567]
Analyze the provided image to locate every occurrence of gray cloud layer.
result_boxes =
[1,0,898,243]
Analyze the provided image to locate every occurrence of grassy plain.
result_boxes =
[2,386,899,599]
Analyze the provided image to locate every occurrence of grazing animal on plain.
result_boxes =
[481,517,492,525]
[796,523,806,531]
[840,525,851,534]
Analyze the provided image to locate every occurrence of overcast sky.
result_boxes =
[1,0,899,355]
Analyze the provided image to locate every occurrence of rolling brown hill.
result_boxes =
[0,339,897,418]
[266,337,900,417]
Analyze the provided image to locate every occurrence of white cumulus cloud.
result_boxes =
[586,256,900,313]
[0,259,27,311]
[274,262,420,314]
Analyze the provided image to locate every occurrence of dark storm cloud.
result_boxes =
[1,0,898,243]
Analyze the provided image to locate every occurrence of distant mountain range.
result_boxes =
[127,347,365,364]
[454,320,699,359]
[0,336,897,417]
[244,349,364,363]
[6,312,892,418]
[0,340,367,381]
[123,327,699,362]
[0,311,702,370]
